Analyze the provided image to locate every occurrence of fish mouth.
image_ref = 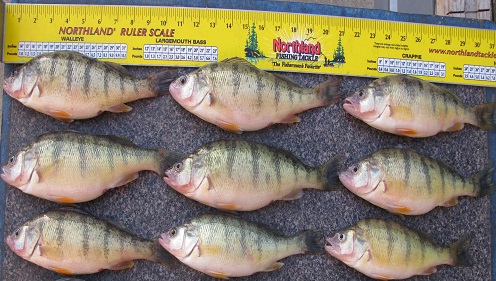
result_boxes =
[343,98,358,115]
[324,237,338,254]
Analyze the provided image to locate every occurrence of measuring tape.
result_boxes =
[3,3,496,87]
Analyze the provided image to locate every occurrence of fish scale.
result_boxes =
[339,148,496,215]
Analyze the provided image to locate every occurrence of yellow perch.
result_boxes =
[344,75,496,137]
[1,131,183,203]
[3,51,174,122]
[169,57,341,133]
[326,218,470,280]
[6,208,178,275]
[164,140,342,211]
[339,148,495,215]
[159,214,322,279]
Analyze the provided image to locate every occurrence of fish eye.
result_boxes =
[179,76,187,85]
[338,233,345,241]
[358,90,365,98]
[352,165,359,173]
[9,156,15,164]
[174,163,182,171]
[14,229,20,237]
[170,228,177,237]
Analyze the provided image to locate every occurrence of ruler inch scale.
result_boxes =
[3,3,496,87]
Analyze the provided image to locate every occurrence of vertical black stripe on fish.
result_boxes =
[56,213,67,253]
[250,142,260,186]
[82,215,90,258]
[226,141,236,179]
[83,58,95,97]
[403,150,411,187]
[274,78,281,110]
[439,163,446,197]
[273,154,282,185]
[103,223,111,260]
[419,234,426,264]
[78,141,88,176]
[239,225,248,256]
[403,228,412,265]
[255,70,264,110]
[49,53,58,78]
[66,55,74,92]
[120,74,125,96]
[287,82,294,106]
[106,145,115,172]
[451,171,457,191]
[232,64,241,97]
[104,67,110,98]
[385,220,394,261]
[51,135,64,170]
[430,89,437,114]
[441,92,449,120]
[420,157,432,194]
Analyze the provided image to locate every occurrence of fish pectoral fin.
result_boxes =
[216,119,243,134]
[50,266,73,275]
[280,115,301,124]
[49,110,74,123]
[442,197,458,207]
[216,202,239,211]
[206,270,230,279]
[109,260,135,270]
[281,190,304,201]
[389,105,414,121]
[446,122,464,132]
[421,266,437,275]
[262,262,284,272]
[107,103,133,113]
[370,273,393,280]
[387,204,412,215]
[395,128,418,137]
[115,173,139,187]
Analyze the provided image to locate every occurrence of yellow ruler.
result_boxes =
[3,3,496,87]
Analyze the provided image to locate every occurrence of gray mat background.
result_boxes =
[0,64,491,280]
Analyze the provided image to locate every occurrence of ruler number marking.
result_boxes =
[460,40,465,46]
[243,23,248,29]
[259,24,264,30]
[291,26,297,32]
[385,34,391,40]
[416,37,421,42]
[354,31,360,37]
[445,39,451,45]
[147,19,151,25]
[339,30,344,36]
[430,38,436,44]
[161,20,167,26]
[475,42,481,48]
[400,35,406,41]
[370,32,375,38]
[323,29,329,35]
[226,23,232,28]
[307,28,313,34]
[490,43,494,49]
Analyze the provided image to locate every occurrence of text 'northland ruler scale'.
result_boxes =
[2,3,496,87]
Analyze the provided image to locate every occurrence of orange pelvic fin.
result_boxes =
[280,115,301,124]
[395,128,418,136]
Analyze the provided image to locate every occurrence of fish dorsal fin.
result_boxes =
[55,206,91,216]
[104,61,132,76]
[221,57,253,66]
[100,135,138,147]
[272,73,301,87]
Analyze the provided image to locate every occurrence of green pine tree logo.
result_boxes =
[245,23,265,58]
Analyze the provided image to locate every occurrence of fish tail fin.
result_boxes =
[473,102,496,131]
[296,229,324,254]
[471,167,496,196]
[449,236,471,267]
[317,154,344,191]
[148,70,178,96]
[151,239,179,269]
[313,76,342,106]
[157,148,185,177]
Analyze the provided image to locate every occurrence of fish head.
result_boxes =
[6,223,41,259]
[325,228,368,266]
[159,224,199,259]
[164,157,208,196]
[1,149,38,191]
[169,70,210,110]
[343,83,389,123]
[339,159,384,195]
[3,67,39,102]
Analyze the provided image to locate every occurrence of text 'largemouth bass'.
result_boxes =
[326,218,470,280]
[169,57,341,133]
[6,209,178,275]
[164,140,342,211]
[1,131,183,203]
[344,75,496,137]
[339,148,495,215]
[4,51,175,122]
[159,214,322,279]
